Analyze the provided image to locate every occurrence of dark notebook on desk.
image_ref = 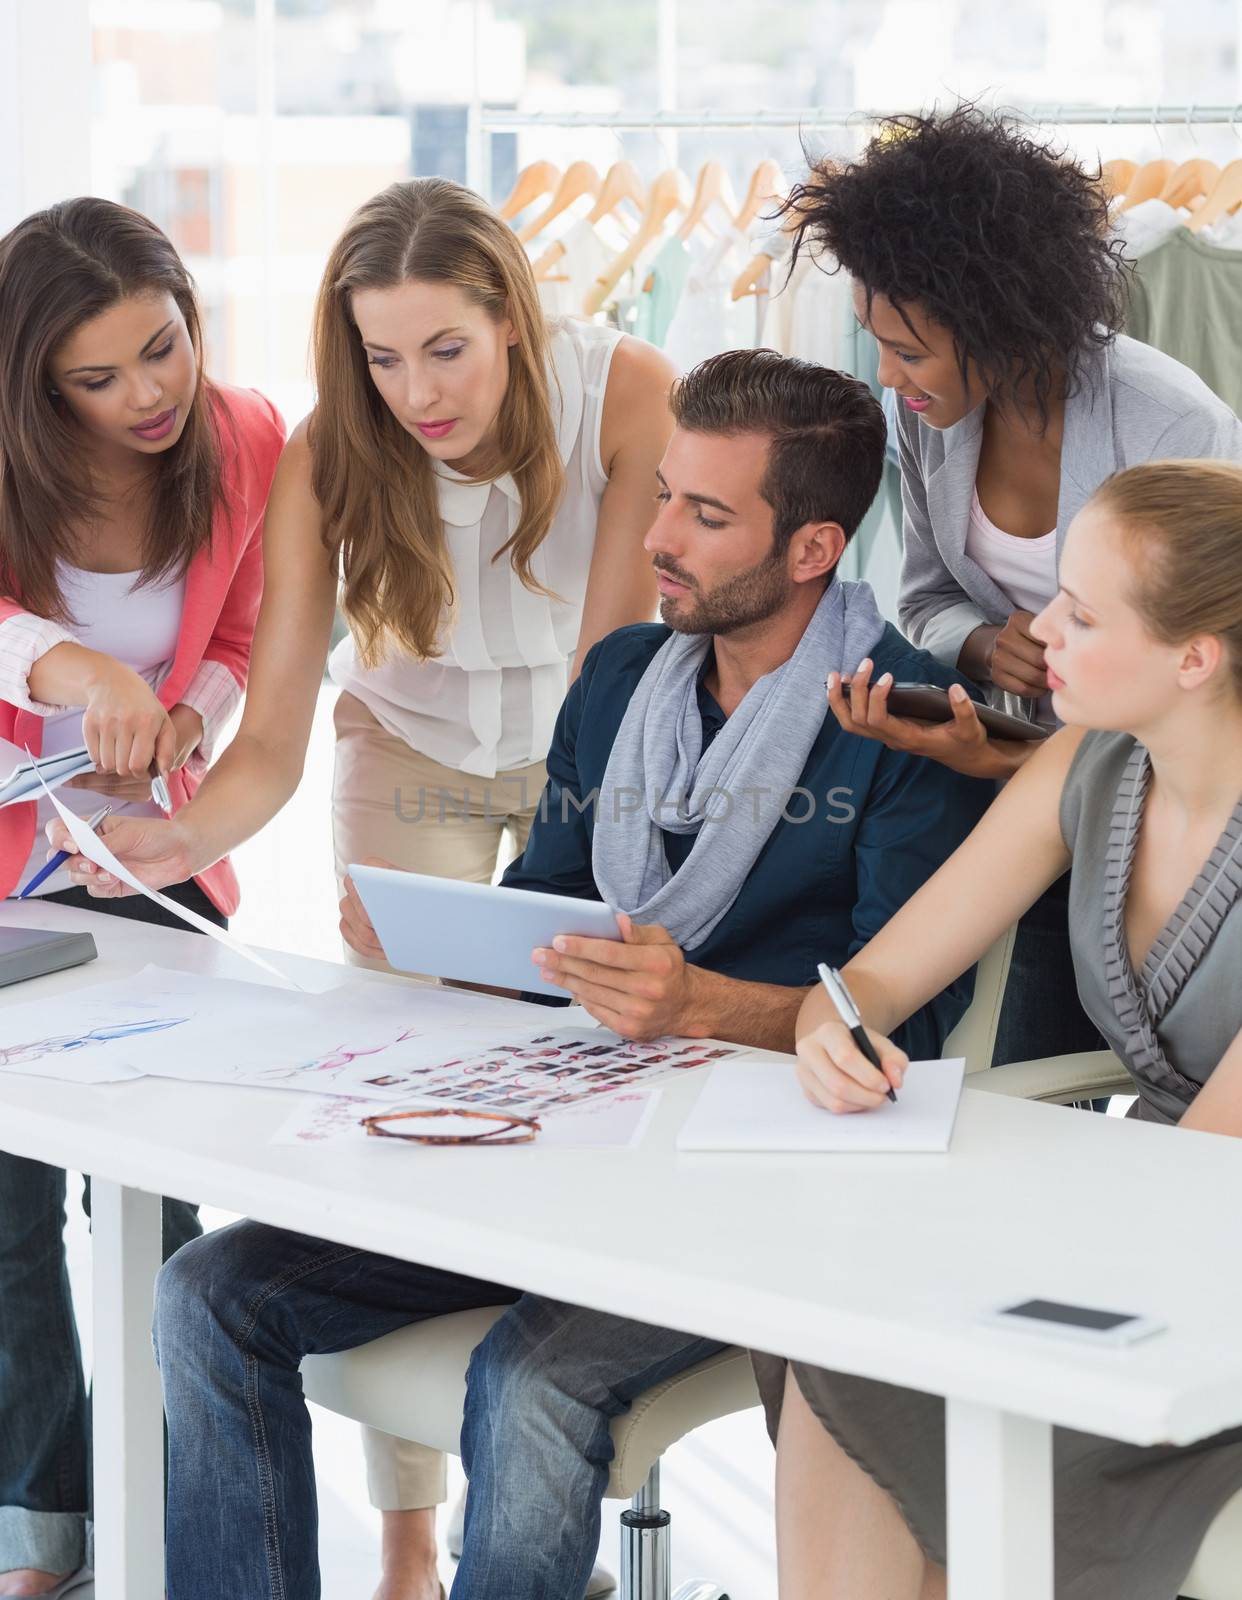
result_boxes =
[0,925,97,988]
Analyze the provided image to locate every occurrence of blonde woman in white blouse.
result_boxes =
[61,176,674,1600]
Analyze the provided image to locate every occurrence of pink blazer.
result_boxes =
[0,383,285,914]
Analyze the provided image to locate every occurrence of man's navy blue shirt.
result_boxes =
[503,620,993,1059]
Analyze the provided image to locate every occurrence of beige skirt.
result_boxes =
[751,1351,1242,1599]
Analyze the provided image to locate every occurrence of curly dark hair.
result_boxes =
[782,103,1131,424]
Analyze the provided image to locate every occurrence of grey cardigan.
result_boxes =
[896,334,1242,692]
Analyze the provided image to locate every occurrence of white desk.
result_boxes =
[2,902,1242,1600]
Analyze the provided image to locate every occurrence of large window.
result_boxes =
[81,0,1242,427]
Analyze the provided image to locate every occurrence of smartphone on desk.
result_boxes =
[878,683,1050,743]
[983,1297,1166,1347]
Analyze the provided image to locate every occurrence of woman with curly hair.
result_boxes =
[791,105,1242,1065]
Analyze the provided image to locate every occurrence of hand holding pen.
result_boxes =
[795,963,908,1114]
[19,805,113,899]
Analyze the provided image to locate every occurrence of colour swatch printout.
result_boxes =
[290,1028,743,1120]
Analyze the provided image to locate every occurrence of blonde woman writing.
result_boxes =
[765,460,1242,1600]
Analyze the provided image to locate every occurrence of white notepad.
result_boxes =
[675,1058,966,1153]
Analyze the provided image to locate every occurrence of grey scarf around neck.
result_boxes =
[591,581,886,951]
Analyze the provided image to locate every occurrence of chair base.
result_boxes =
[619,1465,730,1600]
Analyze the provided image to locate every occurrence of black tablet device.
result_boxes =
[884,684,1051,742]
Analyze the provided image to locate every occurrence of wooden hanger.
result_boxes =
[516,161,601,244]
[587,160,646,226]
[1158,158,1219,213]
[530,240,571,284]
[733,158,785,232]
[731,182,816,302]
[676,161,740,242]
[1100,158,1136,200]
[726,160,789,300]
[1119,158,1175,211]
[584,168,692,318]
[531,161,647,284]
[1188,158,1242,232]
[498,161,561,222]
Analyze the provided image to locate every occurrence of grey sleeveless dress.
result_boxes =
[752,730,1242,1598]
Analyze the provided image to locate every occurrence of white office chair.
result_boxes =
[976,1054,1242,1598]
[303,1311,758,1600]
[944,919,1017,1072]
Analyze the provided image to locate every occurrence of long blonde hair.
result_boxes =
[311,178,564,665]
[1093,460,1242,700]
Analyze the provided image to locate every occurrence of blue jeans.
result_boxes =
[154,1220,723,1599]
[0,1160,199,1574]
[0,879,217,1575]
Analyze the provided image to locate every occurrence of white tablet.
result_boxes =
[348,865,622,991]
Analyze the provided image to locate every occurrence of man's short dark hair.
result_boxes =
[669,348,886,551]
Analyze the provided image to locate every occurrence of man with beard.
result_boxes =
[154,349,990,1600]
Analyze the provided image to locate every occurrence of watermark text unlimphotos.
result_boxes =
[392,782,857,827]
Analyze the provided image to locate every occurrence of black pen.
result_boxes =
[816,962,897,1103]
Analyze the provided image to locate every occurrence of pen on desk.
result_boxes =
[816,961,898,1103]
[18,804,113,900]
[149,763,172,814]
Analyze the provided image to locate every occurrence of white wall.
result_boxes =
[0,0,92,233]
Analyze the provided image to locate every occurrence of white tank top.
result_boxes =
[22,563,185,893]
[329,318,620,779]
[965,486,1058,727]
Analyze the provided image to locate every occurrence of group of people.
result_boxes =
[0,104,1239,1600]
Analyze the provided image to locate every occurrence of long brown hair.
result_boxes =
[1094,460,1242,699]
[311,177,564,666]
[0,198,225,622]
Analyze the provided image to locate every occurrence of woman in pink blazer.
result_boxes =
[0,197,282,1597]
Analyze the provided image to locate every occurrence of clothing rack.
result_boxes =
[480,103,1242,132]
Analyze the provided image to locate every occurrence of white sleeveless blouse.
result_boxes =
[329,318,621,779]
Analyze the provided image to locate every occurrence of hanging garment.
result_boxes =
[763,248,854,369]
[662,228,755,368]
[1201,210,1242,249]
[631,235,692,348]
[1126,227,1242,414]
[535,216,631,319]
[1112,197,1186,261]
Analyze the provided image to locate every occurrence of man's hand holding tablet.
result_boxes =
[533,913,712,1040]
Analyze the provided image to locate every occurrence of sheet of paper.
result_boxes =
[0,965,473,1096]
[0,970,206,1083]
[675,1058,967,1154]
[0,963,600,1101]
[110,970,597,1099]
[37,774,298,987]
[270,1085,661,1151]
